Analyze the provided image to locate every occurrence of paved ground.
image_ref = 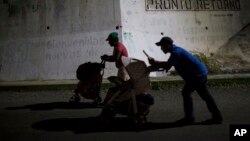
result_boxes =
[0,86,250,141]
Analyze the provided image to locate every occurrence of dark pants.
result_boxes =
[182,75,222,119]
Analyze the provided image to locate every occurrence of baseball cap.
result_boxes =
[156,36,173,46]
[106,32,119,41]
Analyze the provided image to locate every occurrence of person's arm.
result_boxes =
[113,49,122,62]
[148,54,173,72]
[101,49,121,62]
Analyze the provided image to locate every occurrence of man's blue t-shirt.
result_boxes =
[167,45,208,81]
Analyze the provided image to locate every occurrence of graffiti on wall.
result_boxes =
[145,0,241,11]
[0,35,107,80]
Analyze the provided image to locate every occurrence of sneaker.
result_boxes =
[175,117,195,124]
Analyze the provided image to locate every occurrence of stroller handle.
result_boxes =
[100,60,106,68]
[147,66,165,72]
[100,60,106,76]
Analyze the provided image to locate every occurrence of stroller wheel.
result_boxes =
[69,95,81,103]
[133,108,150,127]
[135,115,147,124]
[132,115,147,131]
[93,96,102,105]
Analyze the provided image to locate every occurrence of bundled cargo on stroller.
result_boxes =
[100,57,154,124]
[69,61,105,104]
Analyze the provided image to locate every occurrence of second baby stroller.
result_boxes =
[69,60,105,104]
[100,57,154,125]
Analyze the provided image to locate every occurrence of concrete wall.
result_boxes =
[1,0,250,81]
[0,0,121,81]
[215,23,250,72]
[120,0,250,76]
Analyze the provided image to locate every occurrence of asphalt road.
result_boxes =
[0,86,250,141]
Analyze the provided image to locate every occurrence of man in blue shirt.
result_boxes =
[148,36,223,124]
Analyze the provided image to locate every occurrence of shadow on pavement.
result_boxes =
[32,117,205,133]
[6,102,101,110]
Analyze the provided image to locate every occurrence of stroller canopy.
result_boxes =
[121,57,151,94]
[76,62,102,81]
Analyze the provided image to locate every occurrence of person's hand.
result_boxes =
[101,55,108,61]
[148,57,155,65]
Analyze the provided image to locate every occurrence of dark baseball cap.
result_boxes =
[106,32,119,41]
[156,36,173,46]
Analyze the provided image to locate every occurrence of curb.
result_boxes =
[1,74,250,91]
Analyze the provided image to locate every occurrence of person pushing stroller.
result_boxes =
[101,32,130,104]
[148,36,223,124]
[69,32,128,104]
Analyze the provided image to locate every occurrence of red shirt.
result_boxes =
[113,42,128,68]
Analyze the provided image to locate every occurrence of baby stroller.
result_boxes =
[69,60,105,104]
[100,57,154,125]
